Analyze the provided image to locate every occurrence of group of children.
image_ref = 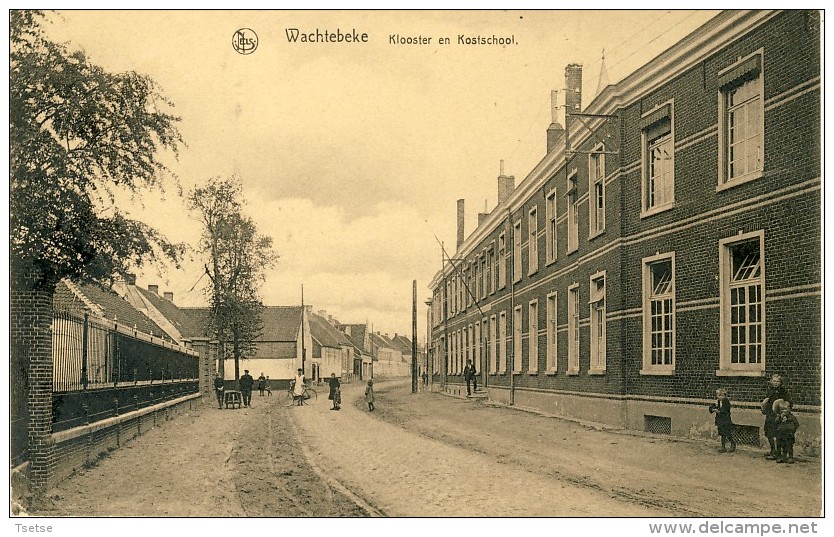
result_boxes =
[709,374,799,464]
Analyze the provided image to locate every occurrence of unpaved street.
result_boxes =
[31,378,821,517]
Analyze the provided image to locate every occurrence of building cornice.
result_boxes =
[430,10,777,289]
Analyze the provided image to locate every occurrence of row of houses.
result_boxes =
[427,10,821,452]
[54,274,421,390]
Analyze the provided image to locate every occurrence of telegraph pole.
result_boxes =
[412,280,418,393]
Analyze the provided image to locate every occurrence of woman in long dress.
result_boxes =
[293,368,305,406]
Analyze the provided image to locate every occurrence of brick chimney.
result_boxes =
[565,63,583,122]
[148,284,159,295]
[497,159,515,206]
[456,199,465,251]
[125,273,137,285]
[547,89,565,153]
[163,291,174,302]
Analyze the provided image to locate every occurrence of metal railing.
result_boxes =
[52,311,199,393]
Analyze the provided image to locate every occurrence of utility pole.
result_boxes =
[301,284,306,383]
[412,280,418,393]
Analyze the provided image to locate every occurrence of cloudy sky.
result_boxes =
[40,9,718,339]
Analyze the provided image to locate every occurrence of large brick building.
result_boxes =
[428,10,820,452]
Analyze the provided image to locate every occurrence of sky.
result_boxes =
[37,8,720,340]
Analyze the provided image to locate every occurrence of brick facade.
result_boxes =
[429,10,820,451]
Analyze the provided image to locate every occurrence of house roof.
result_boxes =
[53,280,171,341]
[391,335,413,355]
[179,305,302,342]
[135,287,208,339]
[177,307,214,339]
[310,312,352,349]
[337,323,375,358]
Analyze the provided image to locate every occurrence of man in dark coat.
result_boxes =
[239,369,255,407]
[328,373,341,410]
[463,359,477,397]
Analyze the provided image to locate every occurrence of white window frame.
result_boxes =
[497,233,506,290]
[513,219,523,283]
[588,144,606,238]
[528,206,539,275]
[567,283,580,374]
[513,305,523,373]
[589,271,607,374]
[474,321,481,373]
[640,100,675,217]
[528,299,539,374]
[546,189,558,265]
[641,253,676,375]
[567,171,579,254]
[499,311,507,373]
[546,291,558,374]
[717,49,765,190]
[489,314,497,373]
[718,230,766,375]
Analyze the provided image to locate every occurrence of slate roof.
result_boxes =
[53,280,171,341]
[391,335,413,355]
[135,287,208,339]
[337,323,374,357]
[179,305,302,342]
[310,312,352,349]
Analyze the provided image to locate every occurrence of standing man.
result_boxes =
[239,369,254,408]
[463,358,477,397]
[214,374,225,409]
[422,370,428,388]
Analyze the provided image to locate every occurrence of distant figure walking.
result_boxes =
[239,369,254,408]
[293,368,306,406]
[214,374,225,409]
[365,379,375,411]
[328,373,341,411]
[257,373,267,396]
[463,359,477,396]
[422,370,428,388]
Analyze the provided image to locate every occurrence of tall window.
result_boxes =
[546,291,558,372]
[498,311,507,373]
[482,318,489,376]
[490,243,497,293]
[473,260,479,302]
[528,300,539,373]
[460,271,466,310]
[497,233,506,289]
[489,314,497,373]
[513,306,522,373]
[719,51,763,187]
[641,102,674,214]
[474,321,481,374]
[528,207,538,275]
[486,247,493,295]
[589,146,605,235]
[642,254,675,372]
[589,273,606,372]
[468,265,474,306]
[513,220,522,283]
[720,232,765,371]
[481,254,488,300]
[546,190,557,264]
[568,284,580,373]
[567,173,579,253]
[462,327,468,375]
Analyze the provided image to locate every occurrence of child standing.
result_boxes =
[365,379,375,411]
[773,399,799,464]
[709,388,736,453]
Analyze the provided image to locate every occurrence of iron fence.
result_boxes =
[52,311,199,393]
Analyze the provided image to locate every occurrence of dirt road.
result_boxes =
[29,378,821,517]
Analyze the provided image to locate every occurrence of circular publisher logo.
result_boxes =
[232,28,258,55]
